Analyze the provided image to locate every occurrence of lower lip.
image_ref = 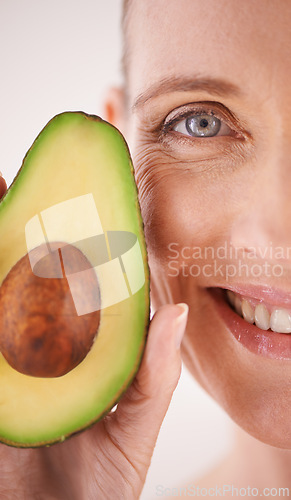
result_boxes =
[208,288,291,361]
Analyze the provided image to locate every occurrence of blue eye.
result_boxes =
[173,113,231,138]
[186,114,221,137]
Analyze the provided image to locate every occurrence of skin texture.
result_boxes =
[0,0,290,497]
[105,0,291,492]
[118,0,291,449]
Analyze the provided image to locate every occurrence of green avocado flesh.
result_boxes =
[0,112,149,447]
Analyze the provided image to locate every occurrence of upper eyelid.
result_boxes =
[163,102,242,133]
[164,110,225,132]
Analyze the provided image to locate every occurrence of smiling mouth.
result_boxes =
[209,287,291,360]
[226,289,291,335]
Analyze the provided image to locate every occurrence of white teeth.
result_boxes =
[234,295,242,316]
[270,309,291,334]
[255,304,270,331]
[226,289,291,334]
[241,299,255,324]
[227,290,235,307]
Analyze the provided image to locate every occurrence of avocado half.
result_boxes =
[0,112,150,447]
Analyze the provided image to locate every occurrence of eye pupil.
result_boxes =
[200,118,209,128]
[185,113,221,137]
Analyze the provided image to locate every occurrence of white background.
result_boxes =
[0,1,233,498]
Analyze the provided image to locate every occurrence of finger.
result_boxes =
[0,173,7,199]
[35,304,188,498]
[106,303,188,461]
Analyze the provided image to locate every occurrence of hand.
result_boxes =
[0,172,7,199]
[0,264,188,500]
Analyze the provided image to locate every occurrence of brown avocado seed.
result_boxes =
[0,242,101,377]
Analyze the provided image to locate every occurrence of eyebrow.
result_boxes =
[132,76,242,110]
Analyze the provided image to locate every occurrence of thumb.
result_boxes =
[0,173,7,200]
[106,303,188,464]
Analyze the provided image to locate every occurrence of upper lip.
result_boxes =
[217,283,291,308]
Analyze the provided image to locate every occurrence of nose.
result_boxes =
[231,134,291,257]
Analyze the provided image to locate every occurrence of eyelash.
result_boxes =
[160,102,244,140]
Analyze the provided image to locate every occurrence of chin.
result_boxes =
[156,278,291,450]
[235,412,291,450]
[149,244,291,449]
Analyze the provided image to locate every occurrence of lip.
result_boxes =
[222,283,291,308]
[209,287,291,360]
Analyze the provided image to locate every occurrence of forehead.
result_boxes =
[126,0,291,104]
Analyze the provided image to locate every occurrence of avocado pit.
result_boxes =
[0,242,101,377]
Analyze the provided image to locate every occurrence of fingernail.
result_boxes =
[174,303,188,349]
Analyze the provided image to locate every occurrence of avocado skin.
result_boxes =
[0,112,150,447]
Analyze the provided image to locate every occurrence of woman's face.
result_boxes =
[122,0,291,448]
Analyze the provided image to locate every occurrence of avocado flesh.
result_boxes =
[0,112,149,447]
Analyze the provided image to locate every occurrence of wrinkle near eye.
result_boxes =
[131,123,256,266]
[134,145,177,203]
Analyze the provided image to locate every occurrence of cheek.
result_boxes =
[131,138,291,448]
[182,297,291,449]
[132,144,247,265]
